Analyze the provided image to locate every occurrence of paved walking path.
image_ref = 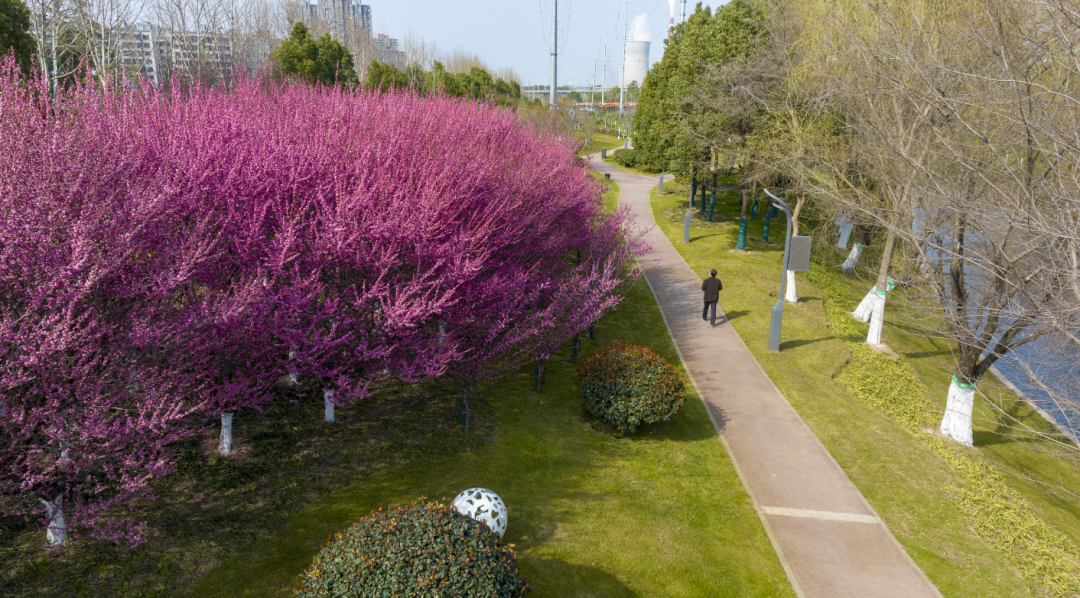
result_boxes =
[591,156,942,598]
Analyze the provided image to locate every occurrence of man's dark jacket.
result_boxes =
[702,276,723,302]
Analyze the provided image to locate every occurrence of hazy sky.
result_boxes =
[369,0,730,87]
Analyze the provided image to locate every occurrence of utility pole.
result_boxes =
[592,60,597,105]
[619,2,628,137]
[602,36,607,105]
[549,0,558,107]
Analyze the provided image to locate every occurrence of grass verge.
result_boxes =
[650,176,1080,597]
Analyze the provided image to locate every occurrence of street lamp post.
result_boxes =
[766,189,793,352]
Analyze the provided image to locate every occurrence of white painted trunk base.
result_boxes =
[40,495,66,545]
[939,380,975,446]
[836,222,854,249]
[218,413,233,456]
[785,270,798,303]
[841,244,864,271]
[324,389,335,423]
[866,292,886,346]
[852,290,875,323]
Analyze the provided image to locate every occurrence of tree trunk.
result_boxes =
[218,413,233,456]
[737,189,750,250]
[851,288,874,321]
[785,270,798,303]
[939,374,977,446]
[324,389,335,423]
[840,243,864,271]
[835,213,854,249]
[866,228,897,346]
[39,495,66,545]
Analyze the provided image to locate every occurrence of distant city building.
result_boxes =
[304,0,372,48]
[115,23,234,85]
[374,33,404,68]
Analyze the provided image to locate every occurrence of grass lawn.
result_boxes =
[0,168,793,597]
[577,132,625,156]
[646,172,1080,597]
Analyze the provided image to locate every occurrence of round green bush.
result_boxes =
[294,500,529,598]
[577,341,686,434]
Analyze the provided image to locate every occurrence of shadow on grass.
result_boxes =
[779,337,833,351]
[712,308,747,323]
[519,557,640,598]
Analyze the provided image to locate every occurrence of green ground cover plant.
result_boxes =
[647,172,1080,597]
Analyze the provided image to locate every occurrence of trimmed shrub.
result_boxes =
[577,341,686,433]
[612,148,641,168]
[294,500,529,598]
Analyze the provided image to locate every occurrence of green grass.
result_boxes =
[187,279,794,598]
[577,132,624,156]
[0,172,793,597]
[650,176,1080,597]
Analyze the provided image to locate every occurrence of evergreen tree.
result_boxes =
[632,1,765,172]
[271,23,357,86]
[0,0,32,73]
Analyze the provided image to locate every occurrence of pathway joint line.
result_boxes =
[761,506,879,524]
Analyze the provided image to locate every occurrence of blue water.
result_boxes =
[992,338,1080,439]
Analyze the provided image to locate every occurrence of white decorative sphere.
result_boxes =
[452,488,508,538]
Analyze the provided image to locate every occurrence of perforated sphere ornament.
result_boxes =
[452,488,508,538]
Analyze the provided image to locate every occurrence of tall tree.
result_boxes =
[271,21,356,85]
[0,0,32,72]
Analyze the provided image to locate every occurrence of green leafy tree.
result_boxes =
[0,0,33,73]
[632,1,766,172]
[271,23,357,86]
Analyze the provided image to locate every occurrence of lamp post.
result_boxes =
[766,189,792,351]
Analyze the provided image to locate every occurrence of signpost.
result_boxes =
[764,189,811,351]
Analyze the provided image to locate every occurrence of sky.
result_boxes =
[368,0,730,87]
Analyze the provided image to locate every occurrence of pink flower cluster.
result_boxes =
[0,62,642,544]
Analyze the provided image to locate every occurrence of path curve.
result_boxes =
[592,155,942,598]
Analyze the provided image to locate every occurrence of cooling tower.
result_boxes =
[623,41,650,88]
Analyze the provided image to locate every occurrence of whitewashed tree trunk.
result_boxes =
[852,290,876,322]
[939,377,976,446]
[324,389,335,423]
[39,495,66,545]
[866,291,887,346]
[288,350,297,385]
[841,243,865,271]
[785,270,798,303]
[836,222,854,249]
[218,413,233,456]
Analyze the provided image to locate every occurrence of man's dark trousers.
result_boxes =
[703,301,717,325]
[701,275,722,326]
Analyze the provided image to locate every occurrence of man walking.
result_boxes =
[701,269,723,326]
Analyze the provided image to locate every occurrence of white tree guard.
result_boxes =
[852,290,876,323]
[836,222,854,249]
[840,243,864,271]
[40,495,67,545]
[785,270,798,303]
[219,413,233,456]
[939,379,975,446]
[866,291,886,346]
[324,389,335,423]
[452,488,508,538]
